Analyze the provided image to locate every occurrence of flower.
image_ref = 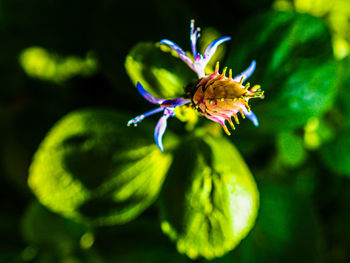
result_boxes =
[128,20,264,151]
[186,60,264,136]
[127,82,190,151]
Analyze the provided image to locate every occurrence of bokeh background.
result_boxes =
[1,0,350,262]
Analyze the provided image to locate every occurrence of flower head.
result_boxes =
[128,20,264,151]
[187,61,264,135]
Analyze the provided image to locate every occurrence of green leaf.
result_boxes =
[125,42,197,99]
[159,136,259,260]
[28,109,175,225]
[226,11,338,132]
[321,128,350,176]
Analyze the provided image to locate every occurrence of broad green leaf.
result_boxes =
[159,136,259,260]
[28,109,174,225]
[125,42,196,99]
[226,11,338,132]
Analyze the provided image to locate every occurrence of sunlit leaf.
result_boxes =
[159,136,259,260]
[226,11,338,132]
[125,42,196,99]
[28,109,175,225]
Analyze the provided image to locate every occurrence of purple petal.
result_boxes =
[242,106,259,127]
[160,39,195,71]
[233,61,256,83]
[127,107,164,126]
[190,19,200,58]
[161,98,191,107]
[154,114,171,151]
[193,53,206,78]
[137,82,165,104]
[203,37,231,63]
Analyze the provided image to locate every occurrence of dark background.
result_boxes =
[1,0,350,262]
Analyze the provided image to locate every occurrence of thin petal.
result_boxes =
[127,107,164,126]
[190,19,200,57]
[137,82,165,104]
[160,39,195,71]
[242,106,259,127]
[233,60,256,83]
[203,37,231,63]
[193,53,206,78]
[161,98,191,107]
[154,114,170,151]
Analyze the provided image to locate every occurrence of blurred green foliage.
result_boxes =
[1,0,350,262]
[19,47,98,83]
[274,0,350,60]
[226,11,338,131]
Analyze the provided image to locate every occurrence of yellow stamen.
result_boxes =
[247,90,264,99]
[229,69,232,79]
[220,98,225,102]
[240,109,245,119]
[244,82,250,91]
[239,76,245,85]
[242,100,250,108]
[215,61,220,73]
[228,118,236,130]
[222,67,227,77]
[221,124,231,136]
[250,84,261,92]
[233,114,240,124]
[209,100,213,104]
